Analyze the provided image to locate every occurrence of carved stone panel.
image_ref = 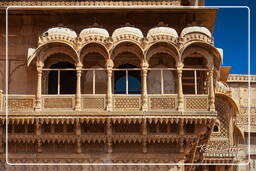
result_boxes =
[114,96,140,111]
[149,97,176,110]
[82,97,105,110]
[184,96,208,110]
[44,97,73,109]
[7,98,34,110]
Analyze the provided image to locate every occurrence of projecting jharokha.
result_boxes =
[0,0,255,171]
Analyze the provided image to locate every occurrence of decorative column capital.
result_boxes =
[176,62,184,70]
[36,61,44,72]
[106,58,114,69]
[76,62,83,68]
[140,59,149,69]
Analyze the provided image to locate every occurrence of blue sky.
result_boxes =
[205,0,255,74]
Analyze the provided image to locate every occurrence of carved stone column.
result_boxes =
[35,61,44,111]
[106,59,114,111]
[141,60,149,111]
[106,119,112,153]
[36,122,41,136]
[76,121,81,153]
[35,122,42,152]
[176,62,184,111]
[76,140,82,154]
[142,119,147,153]
[179,119,184,136]
[208,66,215,111]
[75,63,82,111]
[142,140,147,153]
[75,121,81,136]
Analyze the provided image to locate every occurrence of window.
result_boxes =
[148,67,176,94]
[47,62,76,94]
[183,57,208,94]
[114,64,141,94]
[82,68,107,94]
[148,54,176,94]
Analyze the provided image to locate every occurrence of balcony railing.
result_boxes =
[1,94,211,113]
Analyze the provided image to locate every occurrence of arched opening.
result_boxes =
[148,53,176,94]
[112,42,142,95]
[182,56,208,94]
[81,52,107,94]
[213,125,219,132]
[47,62,76,94]
[114,63,141,94]
[80,43,108,94]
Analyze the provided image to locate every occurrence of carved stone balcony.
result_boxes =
[1,94,213,115]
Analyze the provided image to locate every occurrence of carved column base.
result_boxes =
[74,95,81,111]
[106,98,113,112]
[74,105,81,111]
[34,101,42,111]
[177,104,184,112]
[209,103,215,112]
[141,97,148,112]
